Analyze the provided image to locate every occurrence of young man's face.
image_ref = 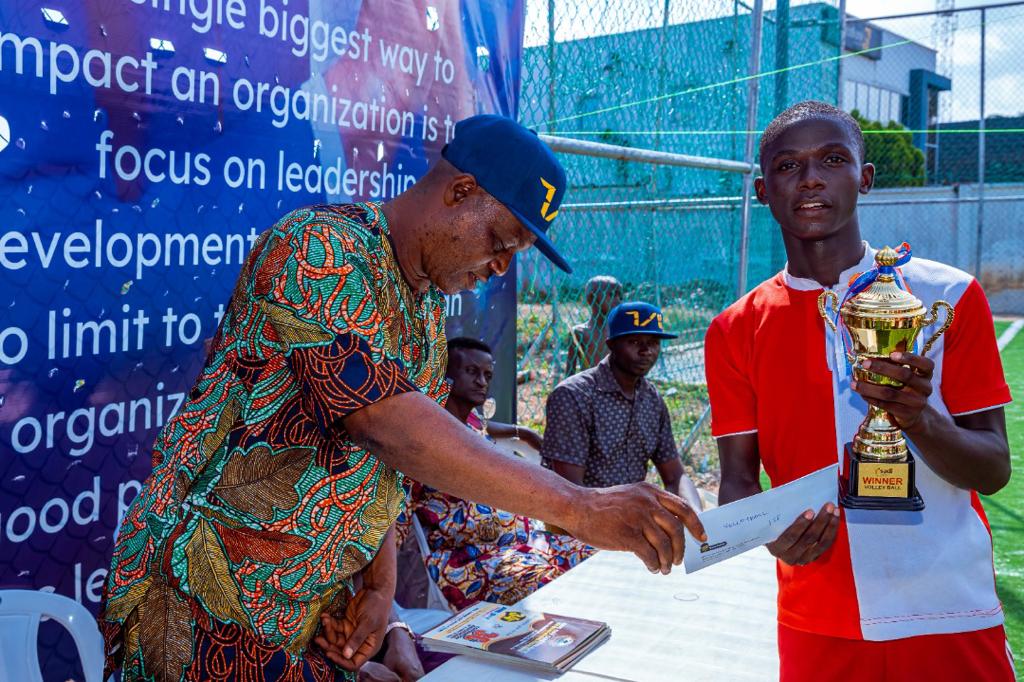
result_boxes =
[607,334,661,377]
[755,117,874,243]
[445,348,494,407]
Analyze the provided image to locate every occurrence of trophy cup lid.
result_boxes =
[841,246,926,323]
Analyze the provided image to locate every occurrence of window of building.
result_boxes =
[844,81,903,125]
[856,83,869,118]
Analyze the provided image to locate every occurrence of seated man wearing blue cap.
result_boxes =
[542,302,703,512]
[100,115,705,682]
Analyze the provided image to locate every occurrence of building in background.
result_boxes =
[834,11,951,184]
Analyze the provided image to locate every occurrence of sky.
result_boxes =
[849,0,1024,120]
[523,0,1024,122]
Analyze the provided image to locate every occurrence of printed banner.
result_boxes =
[0,1,524,675]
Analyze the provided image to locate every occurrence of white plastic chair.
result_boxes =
[0,589,104,682]
[392,602,452,635]
[410,516,455,614]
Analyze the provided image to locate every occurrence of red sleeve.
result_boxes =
[705,313,758,437]
[940,279,1011,416]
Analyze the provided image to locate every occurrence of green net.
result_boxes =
[516,0,842,483]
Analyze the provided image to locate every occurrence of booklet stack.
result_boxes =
[420,601,610,674]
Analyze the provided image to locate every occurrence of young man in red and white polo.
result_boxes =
[706,101,1014,681]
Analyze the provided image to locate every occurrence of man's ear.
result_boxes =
[754,176,769,205]
[447,173,479,205]
[859,162,875,195]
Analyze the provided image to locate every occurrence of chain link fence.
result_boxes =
[515,0,841,485]
[837,2,1024,314]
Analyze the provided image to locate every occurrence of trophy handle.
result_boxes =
[920,300,955,356]
[817,291,839,333]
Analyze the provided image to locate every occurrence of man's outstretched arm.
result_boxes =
[345,391,706,574]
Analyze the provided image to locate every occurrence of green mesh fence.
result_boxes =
[515,0,841,484]
[837,4,1024,313]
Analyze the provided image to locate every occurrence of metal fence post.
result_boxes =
[974,7,986,281]
[547,0,556,131]
[837,0,847,108]
[737,0,765,299]
[774,0,790,113]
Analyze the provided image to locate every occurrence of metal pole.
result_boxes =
[951,184,961,269]
[655,0,672,152]
[775,0,791,113]
[737,0,765,299]
[547,0,556,132]
[975,8,986,280]
[540,135,755,173]
[837,0,847,108]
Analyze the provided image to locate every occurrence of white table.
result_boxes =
[423,546,780,681]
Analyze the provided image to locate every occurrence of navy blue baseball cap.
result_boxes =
[442,114,572,273]
[607,302,678,340]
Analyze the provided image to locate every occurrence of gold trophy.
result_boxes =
[818,246,954,511]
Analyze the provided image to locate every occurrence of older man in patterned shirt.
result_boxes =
[542,302,702,511]
[99,117,705,682]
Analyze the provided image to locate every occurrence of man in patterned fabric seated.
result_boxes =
[399,337,594,611]
[99,115,705,682]
[542,302,703,512]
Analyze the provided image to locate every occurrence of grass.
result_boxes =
[987,319,1023,675]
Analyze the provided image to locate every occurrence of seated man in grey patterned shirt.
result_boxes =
[541,302,702,511]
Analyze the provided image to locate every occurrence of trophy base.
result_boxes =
[839,443,925,511]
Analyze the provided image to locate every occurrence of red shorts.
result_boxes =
[779,623,1016,682]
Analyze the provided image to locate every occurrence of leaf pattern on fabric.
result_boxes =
[338,543,371,579]
[102,575,152,622]
[253,236,293,298]
[356,464,403,551]
[213,444,312,520]
[184,518,249,625]
[284,584,349,657]
[174,470,191,504]
[262,299,335,349]
[137,577,193,682]
[202,398,242,459]
[215,521,312,565]
[122,605,142,665]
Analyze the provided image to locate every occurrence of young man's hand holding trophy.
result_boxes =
[819,244,953,510]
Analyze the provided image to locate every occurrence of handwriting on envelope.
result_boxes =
[684,464,838,573]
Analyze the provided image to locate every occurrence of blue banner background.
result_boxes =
[0,1,523,676]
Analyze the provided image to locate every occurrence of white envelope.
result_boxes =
[684,464,839,573]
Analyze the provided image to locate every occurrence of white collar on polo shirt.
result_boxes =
[782,241,877,292]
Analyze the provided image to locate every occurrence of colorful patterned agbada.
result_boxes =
[100,203,449,682]
[398,413,594,610]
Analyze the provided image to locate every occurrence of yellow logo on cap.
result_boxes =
[626,311,663,329]
[540,177,559,222]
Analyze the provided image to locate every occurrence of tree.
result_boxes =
[850,110,926,188]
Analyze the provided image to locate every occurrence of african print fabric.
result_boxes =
[398,413,594,610]
[100,203,449,681]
